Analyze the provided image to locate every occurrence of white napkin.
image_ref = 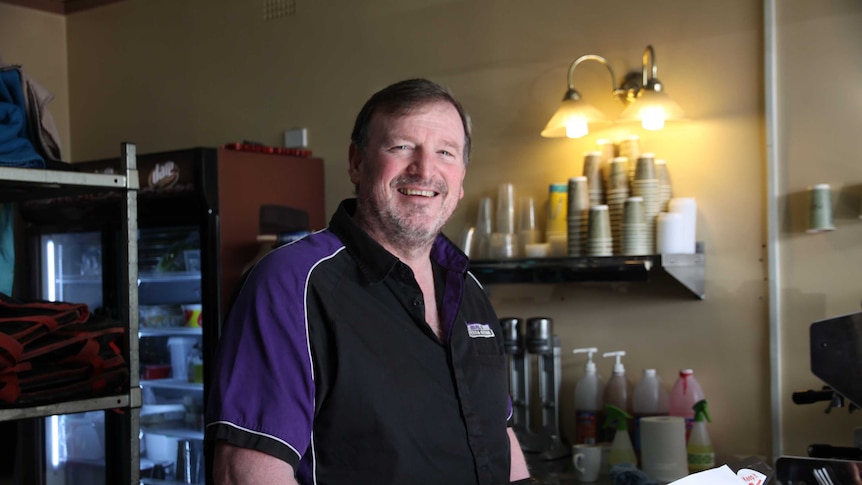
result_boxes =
[668,465,747,484]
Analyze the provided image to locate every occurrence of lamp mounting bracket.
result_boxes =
[619,71,643,103]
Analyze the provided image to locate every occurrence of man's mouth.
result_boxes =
[398,188,438,197]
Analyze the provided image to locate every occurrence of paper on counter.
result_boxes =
[668,465,746,485]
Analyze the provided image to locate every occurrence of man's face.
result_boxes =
[349,100,467,251]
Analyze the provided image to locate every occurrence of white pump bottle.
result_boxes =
[572,347,603,444]
[602,351,631,414]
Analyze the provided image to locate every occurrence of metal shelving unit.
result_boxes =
[0,143,142,484]
[469,248,706,299]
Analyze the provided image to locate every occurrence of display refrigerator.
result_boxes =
[16,146,325,484]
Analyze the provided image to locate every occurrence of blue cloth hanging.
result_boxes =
[0,68,44,168]
[0,203,13,295]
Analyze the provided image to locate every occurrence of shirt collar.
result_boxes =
[328,198,469,283]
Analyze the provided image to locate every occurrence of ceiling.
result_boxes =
[1,0,127,14]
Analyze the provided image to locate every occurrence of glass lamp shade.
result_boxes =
[618,88,685,131]
[541,98,610,139]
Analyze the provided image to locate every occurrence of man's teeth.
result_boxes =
[400,188,436,197]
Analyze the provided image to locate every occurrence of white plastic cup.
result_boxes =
[656,212,687,254]
[168,337,196,381]
[496,183,516,234]
[667,197,697,253]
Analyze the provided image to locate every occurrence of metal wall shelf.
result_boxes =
[1,144,141,484]
[469,251,705,299]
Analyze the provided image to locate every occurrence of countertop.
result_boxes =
[527,454,613,485]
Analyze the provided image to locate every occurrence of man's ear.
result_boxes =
[348,143,361,185]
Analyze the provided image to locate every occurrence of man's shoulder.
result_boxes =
[260,229,347,274]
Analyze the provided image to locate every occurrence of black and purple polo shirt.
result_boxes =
[206,199,513,485]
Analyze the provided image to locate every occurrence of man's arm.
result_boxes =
[213,441,299,485]
[508,427,530,481]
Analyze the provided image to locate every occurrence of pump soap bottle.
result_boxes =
[572,347,603,444]
[687,399,715,473]
[604,404,637,468]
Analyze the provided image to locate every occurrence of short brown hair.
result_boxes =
[350,78,472,165]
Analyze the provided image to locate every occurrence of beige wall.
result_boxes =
[5,0,862,465]
[0,3,71,158]
[775,0,862,457]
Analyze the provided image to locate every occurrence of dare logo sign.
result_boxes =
[148,161,179,189]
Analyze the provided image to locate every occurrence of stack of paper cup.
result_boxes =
[621,197,650,255]
[473,197,494,259]
[517,196,540,255]
[618,135,640,182]
[606,157,630,254]
[496,183,516,235]
[656,159,673,212]
[597,138,616,190]
[567,177,590,256]
[667,197,697,253]
[491,183,518,259]
[631,154,660,253]
[587,205,613,256]
[582,151,604,207]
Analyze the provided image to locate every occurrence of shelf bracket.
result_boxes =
[659,252,706,299]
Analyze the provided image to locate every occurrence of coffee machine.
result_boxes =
[501,317,568,461]
[777,311,862,484]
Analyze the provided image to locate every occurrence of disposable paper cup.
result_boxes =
[567,177,590,213]
[145,432,178,464]
[496,183,516,234]
[168,337,196,381]
[475,197,494,234]
[588,205,611,240]
[623,197,645,224]
[547,232,568,257]
[583,151,603,183]
[490,232,518,259]
[634,153,657,181]
[607,157,629,190]
[807,184,836,233]
[181,304,202,328]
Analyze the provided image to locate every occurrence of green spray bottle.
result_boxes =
[687,399,715,472]
[604,404,637,467]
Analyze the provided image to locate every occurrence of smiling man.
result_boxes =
[206,79,531,485]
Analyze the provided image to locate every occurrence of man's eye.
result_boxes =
[440,150,453,157]
[392,145,411,151]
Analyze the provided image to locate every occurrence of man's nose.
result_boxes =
[407,149,434,177]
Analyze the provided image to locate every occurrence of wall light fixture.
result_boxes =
[541,45,685,139]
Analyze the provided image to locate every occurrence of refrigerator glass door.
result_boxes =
[39,232,109,485]
[39,226,204,484]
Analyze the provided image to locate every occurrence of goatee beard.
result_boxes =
[357,193,444,256]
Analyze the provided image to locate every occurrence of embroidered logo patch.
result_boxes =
[466,323,495,338]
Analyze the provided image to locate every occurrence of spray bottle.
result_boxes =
[604,404,637,468]
[573,348,603,444]
[687,399,715,473]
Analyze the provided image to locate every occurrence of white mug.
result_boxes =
[572,443,602,483]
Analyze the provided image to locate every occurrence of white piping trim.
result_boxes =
[303,245,347,485]
[206,421,302,461]
[466,270,485,290]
